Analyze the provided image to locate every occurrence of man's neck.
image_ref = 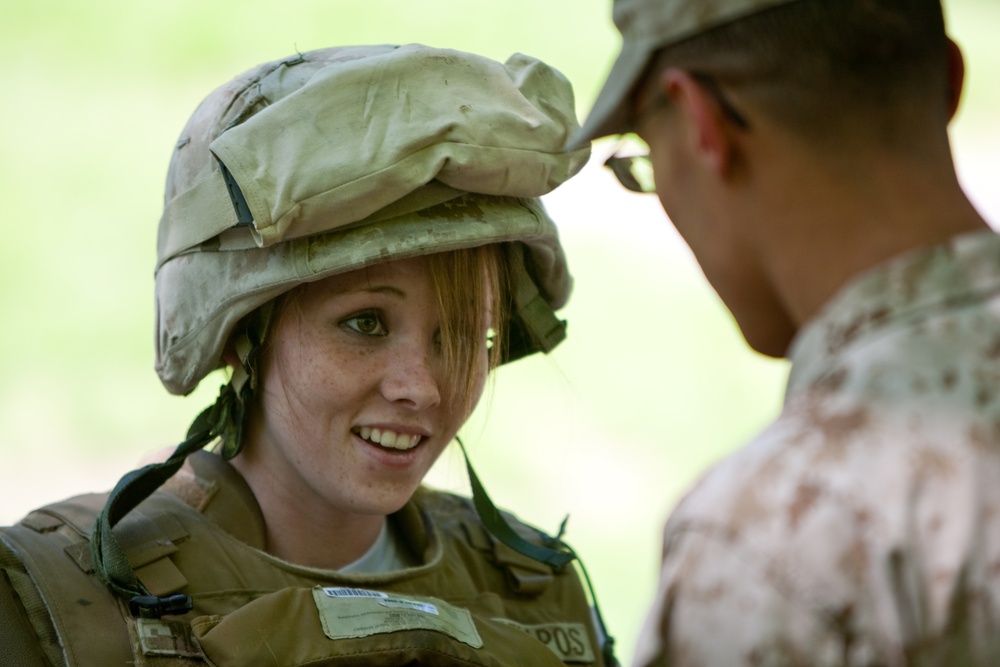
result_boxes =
[746,138,989,334]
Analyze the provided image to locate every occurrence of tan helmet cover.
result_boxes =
[155,44,590,395]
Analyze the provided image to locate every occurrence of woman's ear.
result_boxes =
[659,68,738,179]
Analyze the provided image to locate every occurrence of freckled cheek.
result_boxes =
[295,348,385,406]
[325,347,381,380]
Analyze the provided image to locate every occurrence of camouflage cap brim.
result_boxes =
[570,0,802,148]
[567,36,658,149]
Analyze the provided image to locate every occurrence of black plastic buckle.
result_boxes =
[129,594,194,618]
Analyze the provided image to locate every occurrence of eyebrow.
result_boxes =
[350,285,406,298]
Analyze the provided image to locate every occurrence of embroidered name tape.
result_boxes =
[313,587,482,648]
[493,618,596,663]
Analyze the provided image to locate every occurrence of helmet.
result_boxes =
[155,44,590,396]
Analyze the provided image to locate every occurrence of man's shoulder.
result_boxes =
[664,397,881,539]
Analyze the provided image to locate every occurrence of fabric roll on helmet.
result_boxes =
[92,44,616,663]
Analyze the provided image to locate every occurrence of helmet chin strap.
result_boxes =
[455,435,574,570]
[90,305,273,614]
[455,436,618,666]
[219,300,274,459]
[89,401,221,617]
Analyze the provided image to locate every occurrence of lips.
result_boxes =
[354,426,422,451]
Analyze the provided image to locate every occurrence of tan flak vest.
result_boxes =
[0,451,608,666]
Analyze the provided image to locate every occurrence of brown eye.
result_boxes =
[343,312,387,336]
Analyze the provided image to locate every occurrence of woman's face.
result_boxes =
[248,255,489,521]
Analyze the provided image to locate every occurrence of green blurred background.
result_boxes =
[1,0,998,662]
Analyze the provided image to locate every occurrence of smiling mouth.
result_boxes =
[354,426,423,451]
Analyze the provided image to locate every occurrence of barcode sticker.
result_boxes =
[379,597,438,615]
[321,587,389,599]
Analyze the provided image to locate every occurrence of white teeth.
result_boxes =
[356,427,421,450]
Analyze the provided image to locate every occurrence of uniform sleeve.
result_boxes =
[0,553,55,667]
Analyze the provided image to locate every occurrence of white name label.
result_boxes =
[313,587,482,648]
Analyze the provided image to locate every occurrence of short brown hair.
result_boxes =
[644,0,950,151]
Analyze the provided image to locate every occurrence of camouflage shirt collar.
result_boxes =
[786,229,1000,397]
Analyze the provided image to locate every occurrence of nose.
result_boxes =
[379,343,442,411]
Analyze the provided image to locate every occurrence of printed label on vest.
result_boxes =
[493,618,595,663]
[137,618,203,658]
[313,587,483,648]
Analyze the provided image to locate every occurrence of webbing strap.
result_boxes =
[89,434,209,603]
[456,437,620,665]
[0,541,59,666]
[508,243,566,357]
[575,553,621,667]
[456,437,575,570]
[157,167,241,270]
[89,386,240,613]
[90,311,262,615]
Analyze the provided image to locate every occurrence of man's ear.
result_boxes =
[945,37,965,121]
[659,68,737,178]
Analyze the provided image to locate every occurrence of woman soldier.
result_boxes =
[0,44,616,666]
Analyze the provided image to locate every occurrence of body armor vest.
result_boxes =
[1,451,606,666]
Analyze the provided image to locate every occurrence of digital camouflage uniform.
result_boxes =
[573,0,994,663]
[634,230,1000,666]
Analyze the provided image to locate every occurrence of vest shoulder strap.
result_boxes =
[1,494,135,667]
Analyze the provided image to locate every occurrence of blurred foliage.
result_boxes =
[0,0,997,661]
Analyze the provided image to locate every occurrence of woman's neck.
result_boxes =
[229,452,387,570]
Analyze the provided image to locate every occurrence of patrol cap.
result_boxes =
[570,0,803,147]
[156,44,590,395]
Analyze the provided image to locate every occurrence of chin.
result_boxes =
[729,301,797,360]
[346,488,416,517]
[743,329,793,359]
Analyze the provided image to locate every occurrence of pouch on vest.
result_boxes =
[187,586,590,666]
